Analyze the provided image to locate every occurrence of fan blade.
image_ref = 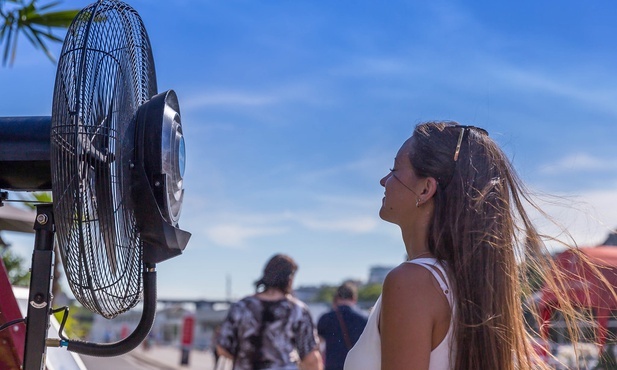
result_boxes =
[77,116,118,275]
[95,166,118,275]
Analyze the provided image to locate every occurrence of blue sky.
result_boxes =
[2,0,617,301]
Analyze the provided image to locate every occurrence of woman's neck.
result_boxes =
[401,223,432,260]
[255,288,286,301]
[400,200,434,259]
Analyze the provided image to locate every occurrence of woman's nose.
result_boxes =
[380,174,388,187]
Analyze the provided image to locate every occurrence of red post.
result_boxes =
[120,323,129,339]
[180,315,194,366]
[181,315,195,347]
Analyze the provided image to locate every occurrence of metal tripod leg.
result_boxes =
[23,204,55,370]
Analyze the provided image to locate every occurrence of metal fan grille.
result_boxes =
[50,0,157,318]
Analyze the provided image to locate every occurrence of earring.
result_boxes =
[416,198,420,208]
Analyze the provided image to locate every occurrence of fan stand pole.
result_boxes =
[22,204,55,370]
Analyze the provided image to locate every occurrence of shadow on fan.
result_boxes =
[0,1,191,369]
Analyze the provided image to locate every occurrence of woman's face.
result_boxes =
[379,138,423,225]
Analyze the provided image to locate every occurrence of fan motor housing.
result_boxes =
[133,89,190,264]
[136,89,185,226]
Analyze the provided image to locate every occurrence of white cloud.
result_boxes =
[294,155,388,185]
[181,79,337,113]
[182,91,279,110]
[530,188,617,250]
[539,153,617,174]
[200,205,381,249]
[493,65,617,117]
[204,224,287,248]
[328,56,414,78]
[297,216,378,233]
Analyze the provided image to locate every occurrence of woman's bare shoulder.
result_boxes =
[384,262,433,288]
[382,262,448,310]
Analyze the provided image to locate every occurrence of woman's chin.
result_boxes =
[378,207,389,222]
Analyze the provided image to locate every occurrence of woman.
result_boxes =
[345,121,606,370]
[216,254,323,370]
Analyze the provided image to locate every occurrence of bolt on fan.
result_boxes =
[0,0,191,368]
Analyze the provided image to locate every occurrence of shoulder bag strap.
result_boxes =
[334,306,352,350]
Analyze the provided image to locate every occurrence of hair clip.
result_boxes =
[453,128,466,161]
[445,125,488,162]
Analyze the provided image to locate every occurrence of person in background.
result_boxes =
[317,282,368,370]
[343,121,615,370]
[216,254,323,370]
[211,324,221,365]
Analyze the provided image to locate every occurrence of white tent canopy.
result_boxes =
[0,204,35,234]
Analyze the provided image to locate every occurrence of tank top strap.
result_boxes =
[406,258,452,305]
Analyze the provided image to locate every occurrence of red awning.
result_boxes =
[539,246,617,350]
[541,246,617,310]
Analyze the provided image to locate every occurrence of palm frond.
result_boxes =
[1,0,79,66]
[25,25,55,62]
[25,9,79,28]
[2,16,14,65]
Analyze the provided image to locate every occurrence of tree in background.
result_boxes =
[314,282,382,304]
[0,0,79,66]
[357,283,382,303]
[315,285,337,303]
[1,246,30,285]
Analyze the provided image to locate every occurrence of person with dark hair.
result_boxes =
[216,254,323,370]
[343,121,615,370]
[317,282,367,370]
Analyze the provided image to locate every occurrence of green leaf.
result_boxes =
[2,20,14,65]
[0,15,9,40]
[26,9,79,28]
[1,0,80,66]
[20,23,38,47]
[24,26,56,64]
[9,21,18,65]
[1,248,31,286]
[17,191,52,209]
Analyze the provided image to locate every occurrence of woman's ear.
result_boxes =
[420,177,438,200]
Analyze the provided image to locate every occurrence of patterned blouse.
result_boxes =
[217,295,319,370]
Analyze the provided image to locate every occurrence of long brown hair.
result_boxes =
[409,121,600,369]
[254,254,298,295]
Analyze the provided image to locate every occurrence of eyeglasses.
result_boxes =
[444,125,489,161]
[390,171,421,198]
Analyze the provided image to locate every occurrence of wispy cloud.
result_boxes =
[204,224,287,248]
[539,153,617,174]
[492,64,617,117]
[200,206,381,249]
[182,91,279,110]
[531,188,617,250]
[328,56,415,78]
[297,216,378,233]
[181,78,338,113]
[294,155,389,185]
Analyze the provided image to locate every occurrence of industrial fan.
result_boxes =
[0,0,190,369]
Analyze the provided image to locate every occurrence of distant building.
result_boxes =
[603,229,617,246]
[294,285,320,302]
[87,266,397,348]
[89,299,232,350]
[368,266,393,285]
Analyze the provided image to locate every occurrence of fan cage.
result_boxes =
[50,0,157,319]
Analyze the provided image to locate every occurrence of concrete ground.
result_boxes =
[129,344,217,370]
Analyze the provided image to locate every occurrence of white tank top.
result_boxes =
[343,258,454,370]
